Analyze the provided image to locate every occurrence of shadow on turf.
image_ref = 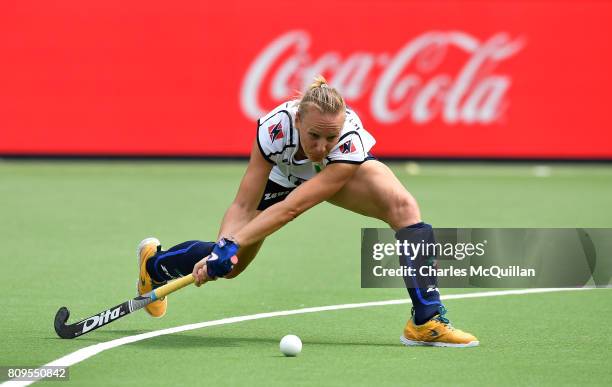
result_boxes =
[45,329,148,342]
[132,334,401,349]
[56,332,400,348]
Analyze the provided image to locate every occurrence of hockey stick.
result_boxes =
[54,274,195,339]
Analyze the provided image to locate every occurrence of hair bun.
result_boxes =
[299,74,346,116]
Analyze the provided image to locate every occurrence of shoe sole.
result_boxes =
[136,237,167,318]
[137,237,161,270]
[400,335,479,348]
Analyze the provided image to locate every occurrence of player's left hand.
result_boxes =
[193,238,239,286]
[192,258,210,286]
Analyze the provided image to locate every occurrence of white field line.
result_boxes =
[2,287,596,386]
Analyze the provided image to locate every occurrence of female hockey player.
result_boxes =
[138,76,478,347]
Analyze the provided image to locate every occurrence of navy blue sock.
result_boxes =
[146,240,215,282]
[396,222,443,325]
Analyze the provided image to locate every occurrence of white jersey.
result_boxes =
[256,101,376,188]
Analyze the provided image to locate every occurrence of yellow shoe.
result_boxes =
[137,237,168,318]
[401,306,479,347]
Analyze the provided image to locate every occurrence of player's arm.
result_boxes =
[191,139,271,285]
[217,140,273,239]
[231,162,359,246]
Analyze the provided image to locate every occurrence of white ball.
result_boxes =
[279,334,302,357]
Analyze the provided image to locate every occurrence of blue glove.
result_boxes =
[206,238,239,279]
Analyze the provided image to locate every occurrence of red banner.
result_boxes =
[1,1,611,158]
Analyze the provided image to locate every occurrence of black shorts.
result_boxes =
[256,180,295,211]
[256,153,377,211]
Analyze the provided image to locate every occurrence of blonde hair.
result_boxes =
[297,75,346,117]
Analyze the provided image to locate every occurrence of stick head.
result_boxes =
[54,306,73,339]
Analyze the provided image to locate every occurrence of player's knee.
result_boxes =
[387,192,421,230]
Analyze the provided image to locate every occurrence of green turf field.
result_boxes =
[1,161,611,386]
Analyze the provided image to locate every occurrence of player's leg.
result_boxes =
[146,240,216,283]
[327,160,478,346]
[145,238,264,281]
[327,160,420,230]
[327,160,440,320]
